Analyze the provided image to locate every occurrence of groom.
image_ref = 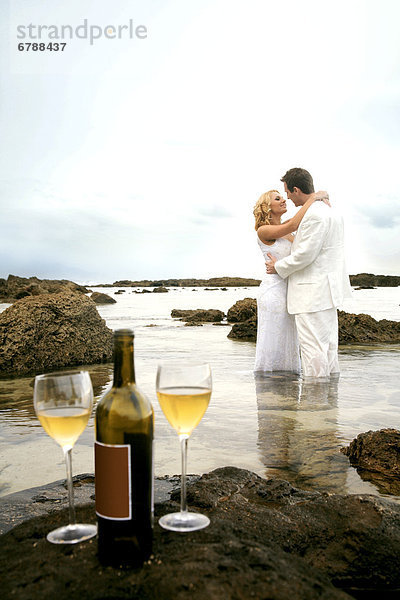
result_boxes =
[266,167,351,377]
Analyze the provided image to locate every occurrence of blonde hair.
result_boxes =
[253,190,279,230]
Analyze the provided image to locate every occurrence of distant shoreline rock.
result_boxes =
[96,277,262,288]
[1,274,398,299]
[349,273,400,287]
[90,273,399,288]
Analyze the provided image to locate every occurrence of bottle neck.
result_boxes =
[113,336,136,387]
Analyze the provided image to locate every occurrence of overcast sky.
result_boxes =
[1,0,399,283]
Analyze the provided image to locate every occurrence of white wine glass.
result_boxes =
[34,370,97,544]
[156,361,211,532]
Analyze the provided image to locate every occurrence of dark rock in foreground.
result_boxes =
[171,308,225,322]
[0,274,89,303]
[342,429,400,495]
[0,292,113,376]
[90,291,116,304]
[2,466,400,599]
[153,286,168,293]
[226,298,400,344]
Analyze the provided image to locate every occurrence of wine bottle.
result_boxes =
[95,328,154,567]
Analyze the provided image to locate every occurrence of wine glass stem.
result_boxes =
[63,447,76,526]
[180,437,188,514]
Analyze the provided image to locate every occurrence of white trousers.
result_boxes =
[295,308,339,378]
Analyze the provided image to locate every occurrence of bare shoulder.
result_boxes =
[257,225,275,245]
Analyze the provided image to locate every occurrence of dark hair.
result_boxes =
[280,168,315,194]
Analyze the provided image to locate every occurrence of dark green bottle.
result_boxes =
[95,329,153,567]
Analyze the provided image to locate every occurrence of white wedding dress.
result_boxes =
[254,237,301,373]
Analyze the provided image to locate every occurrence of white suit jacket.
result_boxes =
[274,202,352,315]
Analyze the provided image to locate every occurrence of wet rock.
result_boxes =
[227,297,257,322]
[337,310,400,343]
[0,274,89,303]
[2,467,400,599]
[225,299,400,344]
[341,429,400,495]
[0,292,113,376]
[227,316,257,340]
[153,286,168,293]
[171,309,225,322]
[90,292,116,304]
[354,286,376,290]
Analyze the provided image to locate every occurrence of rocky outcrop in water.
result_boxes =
[227,297,257,322]
[153,286,169,293]
[226,298,400,344]
[0,274,89,303]
[0,292,113,376]
[171,309,225,322]
[341,429,400,495]
[102,277,262,288]
[90,292,116,304]
[337,310,400,343]
[349,273,400,287]
[2,466,400,599]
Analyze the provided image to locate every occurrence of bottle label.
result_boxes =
[95,441,131,520]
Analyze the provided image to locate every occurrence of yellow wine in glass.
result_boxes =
[156,362,212,532]
[157,386,211,437]
[37,406,91,448]
[34,370,97,544]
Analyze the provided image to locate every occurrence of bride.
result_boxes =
[253,189,328,372]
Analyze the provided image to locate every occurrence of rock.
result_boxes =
[2,467,400,599]
[171,309,225,322]
[349,273,400,287]
[96,277,262,288]
[90,292,116,304]
[227,316,257,340]
[337,310,400,343]
[0,274,89,303]
[152,286,168,293]
[341,429,400,495]
[0,292,113,376]
[225,299,400,344]
[354,286,377,290]
[227,297,257,322]
[115,289,125,294]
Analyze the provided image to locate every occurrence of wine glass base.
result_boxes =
[159,511,210,532]
[46,523,97,544]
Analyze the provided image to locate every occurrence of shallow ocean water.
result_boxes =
[0,286,399,499]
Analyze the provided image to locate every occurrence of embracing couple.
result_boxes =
[253,167,352,378]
